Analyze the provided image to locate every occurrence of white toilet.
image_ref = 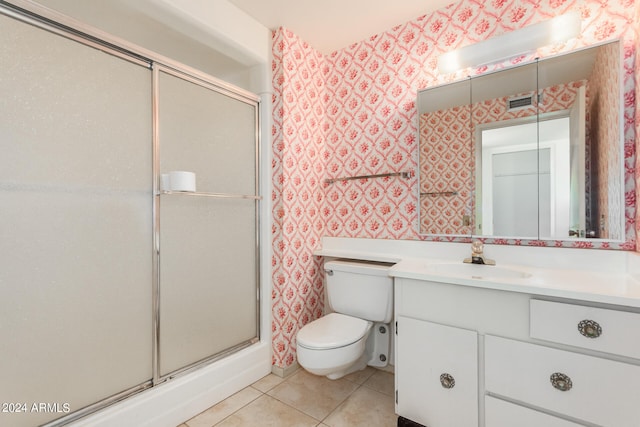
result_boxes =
[296,259,394,379]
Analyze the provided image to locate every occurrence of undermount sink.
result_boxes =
[426,263,531,280]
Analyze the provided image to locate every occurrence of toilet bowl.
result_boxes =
[296,313,372,379]
[296,259,394,379]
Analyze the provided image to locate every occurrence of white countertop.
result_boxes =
[314,237,640,308]
[390,257,640,308]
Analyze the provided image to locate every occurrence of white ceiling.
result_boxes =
[228,0,453,54]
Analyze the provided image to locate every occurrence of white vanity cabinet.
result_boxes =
[394,277,640,427]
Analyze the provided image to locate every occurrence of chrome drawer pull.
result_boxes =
[440,373,455,389]
[578,319,602,338]
[550,372,573,391]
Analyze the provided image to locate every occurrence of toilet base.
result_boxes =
[325,352,368,380]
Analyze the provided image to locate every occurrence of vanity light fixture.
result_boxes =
[437,11,581,74]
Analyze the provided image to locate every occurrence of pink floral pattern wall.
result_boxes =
[637,0,640,246]
[272,0,638,369]
[590,42,623,240]
[419,104,473,235]
[271,29,326,368]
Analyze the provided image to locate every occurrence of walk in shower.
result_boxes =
[0,4,262,426]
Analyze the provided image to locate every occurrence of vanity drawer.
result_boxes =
[530,299,640,359]
[485,335,640,427]
[485,396,585,427]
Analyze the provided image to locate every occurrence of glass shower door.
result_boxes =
[156,68,260,377]
[0,13,153,427]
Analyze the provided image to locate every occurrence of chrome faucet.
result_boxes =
[463,240,495,265]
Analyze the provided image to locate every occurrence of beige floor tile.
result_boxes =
[251,373,285,393]
[267,369,359,421]
[363,370,395,396]
[185,387,262,427]
[323,387,397,427]
[342,366,376,385]
[215,394,318,427]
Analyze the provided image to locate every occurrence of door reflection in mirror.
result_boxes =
[478,117,572,238]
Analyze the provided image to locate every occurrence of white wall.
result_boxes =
[17,0,270,90]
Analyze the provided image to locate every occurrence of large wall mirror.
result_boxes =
[418,40,624,243]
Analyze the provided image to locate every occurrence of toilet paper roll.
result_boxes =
[168,171,196,192]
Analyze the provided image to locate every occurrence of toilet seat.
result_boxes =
[297,313,372,350]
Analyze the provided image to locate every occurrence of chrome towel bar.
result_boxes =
[420,191,458,197]
[324,171,411,184]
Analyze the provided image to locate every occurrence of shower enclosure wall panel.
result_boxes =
[0,13,153,427]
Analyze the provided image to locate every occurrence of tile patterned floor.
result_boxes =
[177,367,397,427]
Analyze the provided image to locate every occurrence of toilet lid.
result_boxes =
[297,313,371,350]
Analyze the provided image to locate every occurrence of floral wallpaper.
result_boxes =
[636,0,640,247]
[272,0,638,369]
[271,29,327,368]
[419,104,473,235]
[589,41,623,240]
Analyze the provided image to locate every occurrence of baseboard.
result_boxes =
[270,361,300,378]
[378,363,395,374]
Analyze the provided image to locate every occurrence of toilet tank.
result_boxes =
[324,259,394,323]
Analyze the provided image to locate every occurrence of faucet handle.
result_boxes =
[471,240,484,256]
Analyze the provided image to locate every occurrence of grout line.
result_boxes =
[318,381,364,424]
[200,370,396,427]
[211,388,264,426]
[254,372,327,424]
